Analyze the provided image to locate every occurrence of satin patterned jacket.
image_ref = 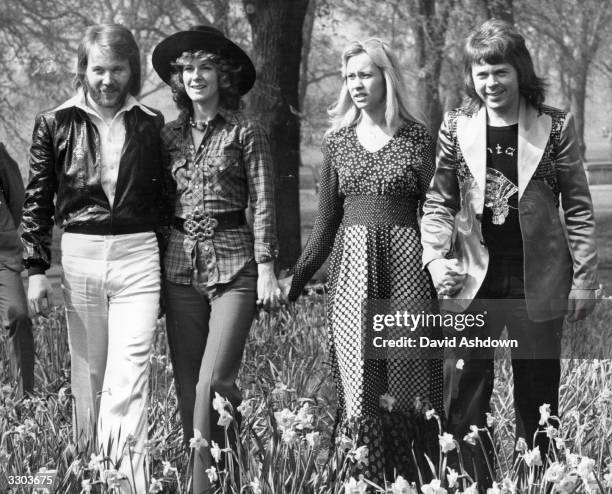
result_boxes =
[421,99,598,321]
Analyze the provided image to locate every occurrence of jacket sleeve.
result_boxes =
[420,112,461,268]
[288,137,344,301]
[0,143,25,228]
[556,112,599,290]
[21,113,58,275]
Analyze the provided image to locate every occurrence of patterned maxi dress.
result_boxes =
[288,121,443,484]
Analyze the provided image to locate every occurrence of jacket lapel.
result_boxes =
[457,106,487,195]
[517,99,551,199]
[113,110,136,209]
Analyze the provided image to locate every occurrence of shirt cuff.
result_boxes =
[254,243,279,264]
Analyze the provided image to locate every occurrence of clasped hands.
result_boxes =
[427,258,467,297]
[256,262,291,311]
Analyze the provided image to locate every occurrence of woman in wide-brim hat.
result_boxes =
[153,25,283,493]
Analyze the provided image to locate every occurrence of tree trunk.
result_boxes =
[570,64,588,159]
[412,0,452,135]
[243,0,310,268]
[298,0,317,111]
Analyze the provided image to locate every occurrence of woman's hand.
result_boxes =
[278,274,294,300]
[257,261,285,310]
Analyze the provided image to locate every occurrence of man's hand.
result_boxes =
[427,258,466,297]
[257,262,285,310]
[28,274,53,316]
[567,288,597,322]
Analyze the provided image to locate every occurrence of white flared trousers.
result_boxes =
[61,232,160,493]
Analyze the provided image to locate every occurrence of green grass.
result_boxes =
[1,288,612,493]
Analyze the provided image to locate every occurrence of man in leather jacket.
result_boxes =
[22,24,166,493]
[0,143,34,396]
[421,20,598,489]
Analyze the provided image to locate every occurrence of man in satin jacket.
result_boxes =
[22,24,166,493]
[421,19,598,487]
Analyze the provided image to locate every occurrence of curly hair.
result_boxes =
[168,50,243,112]
[464,19,546,110]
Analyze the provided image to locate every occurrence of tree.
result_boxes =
[475,0,514,23]
[518,0,612,158]
[243,0,310,268]
[408,0,456,134]
[0,0,236,167]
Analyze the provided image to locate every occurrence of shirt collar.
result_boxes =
[55,89,156,120]
[172,106,238,130]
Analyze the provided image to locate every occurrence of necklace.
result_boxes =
[189,118,210,131]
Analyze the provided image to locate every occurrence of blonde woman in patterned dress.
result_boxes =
[281,38,442,484]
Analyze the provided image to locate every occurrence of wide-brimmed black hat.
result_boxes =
[152,25,256,95]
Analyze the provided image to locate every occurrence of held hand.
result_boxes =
[427,258,466,297]
[28,274,53,317]
[278,275,294,300]
[257,262,285,311]
[567,288,597,322]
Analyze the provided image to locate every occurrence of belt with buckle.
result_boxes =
[174,210,246,241]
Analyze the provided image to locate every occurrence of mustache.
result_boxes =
[95,84,120,92]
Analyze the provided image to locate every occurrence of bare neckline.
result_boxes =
[352,123,403,154]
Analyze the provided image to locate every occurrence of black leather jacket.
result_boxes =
[22,99,167,274]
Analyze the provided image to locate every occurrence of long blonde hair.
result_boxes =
[327,38,417,133]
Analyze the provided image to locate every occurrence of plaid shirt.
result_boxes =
[161,108,278,286]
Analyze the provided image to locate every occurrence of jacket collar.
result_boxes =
[457,98,552,200]
[54,89,156,120]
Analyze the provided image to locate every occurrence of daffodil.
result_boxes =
[514,437,528,453]
[380,393,397,412]
[463,425,479,446]
[344,476,368,493]
[237,399,254,419]
[523,446,542,467]
[486,481,501,494]
[543,462,565,483]
[306,431,320,449]
[210,440,223,462]
[149,477,163,493]
[439,432,456,453]
[274,408,296,430]
[189,428,208,449]
[212,392,230,414]
[206,466,218,482]
[446,467,459,488]
[391,475,418,493]
[217,409,233,428]
[538,403,551,426]
[420,478,447,494]
[348,445,368,467]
